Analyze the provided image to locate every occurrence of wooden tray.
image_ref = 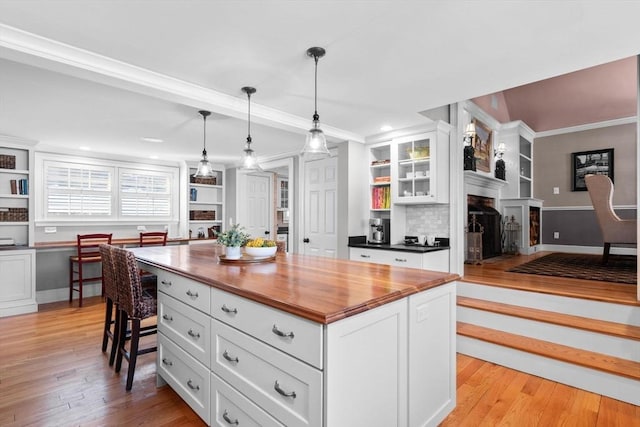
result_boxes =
[218,254,276,264]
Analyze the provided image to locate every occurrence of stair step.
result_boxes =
[457,296,640,341]
[457,322,640,381]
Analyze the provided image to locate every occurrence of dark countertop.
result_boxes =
[348,242,450,253]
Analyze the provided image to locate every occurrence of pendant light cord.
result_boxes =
[247,91,252,143]
[313,54,319,121]
[202,114,207,154]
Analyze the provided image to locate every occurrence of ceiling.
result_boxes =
[0,1,639,164]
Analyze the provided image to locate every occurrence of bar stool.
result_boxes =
[99,244,119,366]
[112,246,157,391]
[69,233,112,307]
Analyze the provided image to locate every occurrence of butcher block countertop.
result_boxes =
[130,243,459,324]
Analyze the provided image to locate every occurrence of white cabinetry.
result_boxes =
[369,142,392,218]
[392,123,451,205]
[499,120,535,199]
[0,248,37,317]
[188,164,224,241]
[145,261,456,427]
[0,137,36,317]
[349,247,450,272]
[276,177,288,210]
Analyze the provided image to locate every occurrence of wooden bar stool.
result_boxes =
[69,233,112,307]
[112,246,157,391]
[99,244,119,366]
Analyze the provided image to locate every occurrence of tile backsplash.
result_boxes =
[406,205,450,237]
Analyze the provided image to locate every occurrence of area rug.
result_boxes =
[507,253,637,284]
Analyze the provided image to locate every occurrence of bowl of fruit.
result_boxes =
[244,237,277,257]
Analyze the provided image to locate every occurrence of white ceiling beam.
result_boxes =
[0,23,365,143]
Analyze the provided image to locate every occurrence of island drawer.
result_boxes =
[158,334,210,425]
[211,287,323,369]
[211,372,284,427]
[211,319,322,427]
[155,267,211,314]
[158,292,211,366]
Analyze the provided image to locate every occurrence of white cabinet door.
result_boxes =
[422,249,450,272]
[0,249,37,317]
[325,299,407,427]
[408,282,456,427]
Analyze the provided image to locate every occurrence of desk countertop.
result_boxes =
[34,237,191,249]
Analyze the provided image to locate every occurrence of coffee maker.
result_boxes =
[368,218,390,244]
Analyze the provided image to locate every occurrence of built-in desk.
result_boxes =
[33,237,190,250]
[132,244,458,426]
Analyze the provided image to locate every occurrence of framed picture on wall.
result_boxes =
[472,118,492,173]
[571,148,614,191]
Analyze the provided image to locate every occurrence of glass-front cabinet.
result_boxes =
[391,124,450,204]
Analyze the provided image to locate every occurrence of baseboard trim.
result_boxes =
[541,244,637,255]
[36,283,102,304]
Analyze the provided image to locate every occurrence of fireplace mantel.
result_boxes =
[464,171,508,191]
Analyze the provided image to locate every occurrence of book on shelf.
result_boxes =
[9,179,28,195]
[10,179,17,194]
[371,186,390,209]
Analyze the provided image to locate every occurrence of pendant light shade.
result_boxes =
[240,86,262,171]
[193,110,215,178]
[301,46,331,158]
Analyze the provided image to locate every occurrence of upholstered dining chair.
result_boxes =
[69,233,112,307]
[99,244,120,366]
[585,174,637,264]
[112,246,157,391]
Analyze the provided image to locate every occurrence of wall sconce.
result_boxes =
[494,142,506,180]
[463,122,476,171]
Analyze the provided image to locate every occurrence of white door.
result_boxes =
[244,174,271,240]
[303,156,337,258]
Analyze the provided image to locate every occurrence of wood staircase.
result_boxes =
[456,281,640,405]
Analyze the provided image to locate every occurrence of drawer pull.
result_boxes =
[161,357,173,366]
[222,410,239,425]
[222,350,239,363]
[186,290,199,298]
[360,254,371,258]
[162,314,173,321]
[187,329,200,339]
[395,258,407,262]
[160,280,172,286]
[272,324,295,339]
[187,379,200,391]
[221,304,238,314]
[274,380,297,399]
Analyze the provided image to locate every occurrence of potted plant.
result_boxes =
[216,223,249,259]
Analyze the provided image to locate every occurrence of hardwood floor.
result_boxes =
[0,294,638,426]
[463,251,639,306]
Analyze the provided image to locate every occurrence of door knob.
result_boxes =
[303,238,310,243]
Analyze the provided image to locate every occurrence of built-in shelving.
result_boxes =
[188,165,225,240]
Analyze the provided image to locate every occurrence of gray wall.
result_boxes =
[534,123,637,247]
[534,123,636,206]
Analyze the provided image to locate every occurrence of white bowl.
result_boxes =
[245,246,277,257]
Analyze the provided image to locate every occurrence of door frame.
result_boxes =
[260,157,295,252]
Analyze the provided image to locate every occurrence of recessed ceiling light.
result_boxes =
[141,137,164,143]
[380,125,393,132]
[79,146,91,151]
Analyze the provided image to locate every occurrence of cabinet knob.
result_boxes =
[186,379,200,391]
[187,329,200,339]
[186,290,199,298]
[162,314,173,321]
[274,380,297,399]
[272,324,295,339]
[395,258,407,262]
[360,254,370,258]
[160,280,172,286]
[222,350,239,363]
[221,304,238,314]
[222,410,239,425]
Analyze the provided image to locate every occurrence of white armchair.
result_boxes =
[585,174,637,264]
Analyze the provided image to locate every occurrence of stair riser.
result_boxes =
[458,335,640,406]
[458,281,640,326]
[458,306,639,361]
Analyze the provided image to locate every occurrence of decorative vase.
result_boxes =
[225,246,242,260]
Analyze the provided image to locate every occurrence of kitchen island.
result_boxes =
[131,243,458,427]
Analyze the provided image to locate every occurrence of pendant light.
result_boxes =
[240,86,262,171]
[193,110,215,178]
[301,46,331,158]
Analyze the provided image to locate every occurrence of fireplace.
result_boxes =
[468,195,502,260]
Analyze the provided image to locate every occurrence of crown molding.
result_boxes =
[0,24,364,143]
[534,116,636,138]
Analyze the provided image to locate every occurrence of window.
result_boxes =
[45,163,113,217]
[37,154,179,223]
[120,169,171,217]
